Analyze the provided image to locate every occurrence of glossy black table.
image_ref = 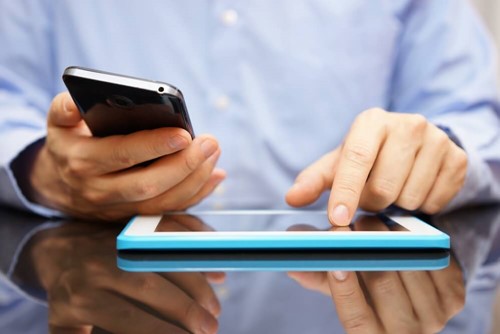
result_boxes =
[0,205,499,334]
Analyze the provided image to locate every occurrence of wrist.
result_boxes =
[12,138,48,204]
[28,144,63,210]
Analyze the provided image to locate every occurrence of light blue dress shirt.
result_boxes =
[0,0,500,333]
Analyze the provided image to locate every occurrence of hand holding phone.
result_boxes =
[25,68,225,220]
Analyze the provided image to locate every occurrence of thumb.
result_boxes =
[47,92,82,128]
[285,148,340,207]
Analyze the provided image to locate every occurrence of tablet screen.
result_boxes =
[153,211,409,233]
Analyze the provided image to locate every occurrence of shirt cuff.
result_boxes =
[0,136,63,218]
[431,119,500,212]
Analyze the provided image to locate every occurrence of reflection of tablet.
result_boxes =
[117,249,450,272]
[116,210,449,251]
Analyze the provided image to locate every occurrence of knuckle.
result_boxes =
[182,153,201,174]
[354,108,386,127]
[111,305,138,321]
[342,311,372,331]
[421,202,441,215]
[65,157,92,177]
[68,293,94,313]
[454,149,468,171]
[183,299,205,328]
[367,177,398,202]
[111,145,134,167]
[132,179,160,200]
[81,259,108,279]
[63,143,95,176]
[335,180,360,200]
[361,107,386,120]
[335,286,358,301]
[81,188,109,204]
[409,114,428,133]
[148,136,170,157]
[371,276,397,295]
[444,288,465,318]
[433,129,450,147]
[396,192,423,211]
[343,144,374,168]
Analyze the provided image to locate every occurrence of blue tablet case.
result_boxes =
[116,211,450,251]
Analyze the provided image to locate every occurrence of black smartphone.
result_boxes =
[62,66,194,138]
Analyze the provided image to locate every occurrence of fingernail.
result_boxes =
[330,204,349,226]
[206,149,221,162]
[201,139,218,158]
[169,135,189,150]
[63,97,74,113]
[213,168,227,179]
[208,298,221,317]
[330,271,348,281]
[202,312,218,334]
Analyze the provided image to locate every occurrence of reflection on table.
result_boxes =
[0,205,498,334]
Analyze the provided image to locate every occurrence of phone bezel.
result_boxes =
[63,66,182,98]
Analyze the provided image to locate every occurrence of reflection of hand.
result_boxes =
[286,109,467,226]
[28,93,225,220]
[24,223,220,333]
[288,218,465,334]
[290,265,464,334]
[155,213,227,283]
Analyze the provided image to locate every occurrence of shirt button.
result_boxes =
[221,9,238,26]
[214,95,230,111]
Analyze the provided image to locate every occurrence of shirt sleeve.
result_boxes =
[389,0,500,210]
[0,0,62,217]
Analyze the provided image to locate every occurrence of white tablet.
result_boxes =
[116,210,449,251]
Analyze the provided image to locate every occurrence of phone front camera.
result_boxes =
[158,86,165,93]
